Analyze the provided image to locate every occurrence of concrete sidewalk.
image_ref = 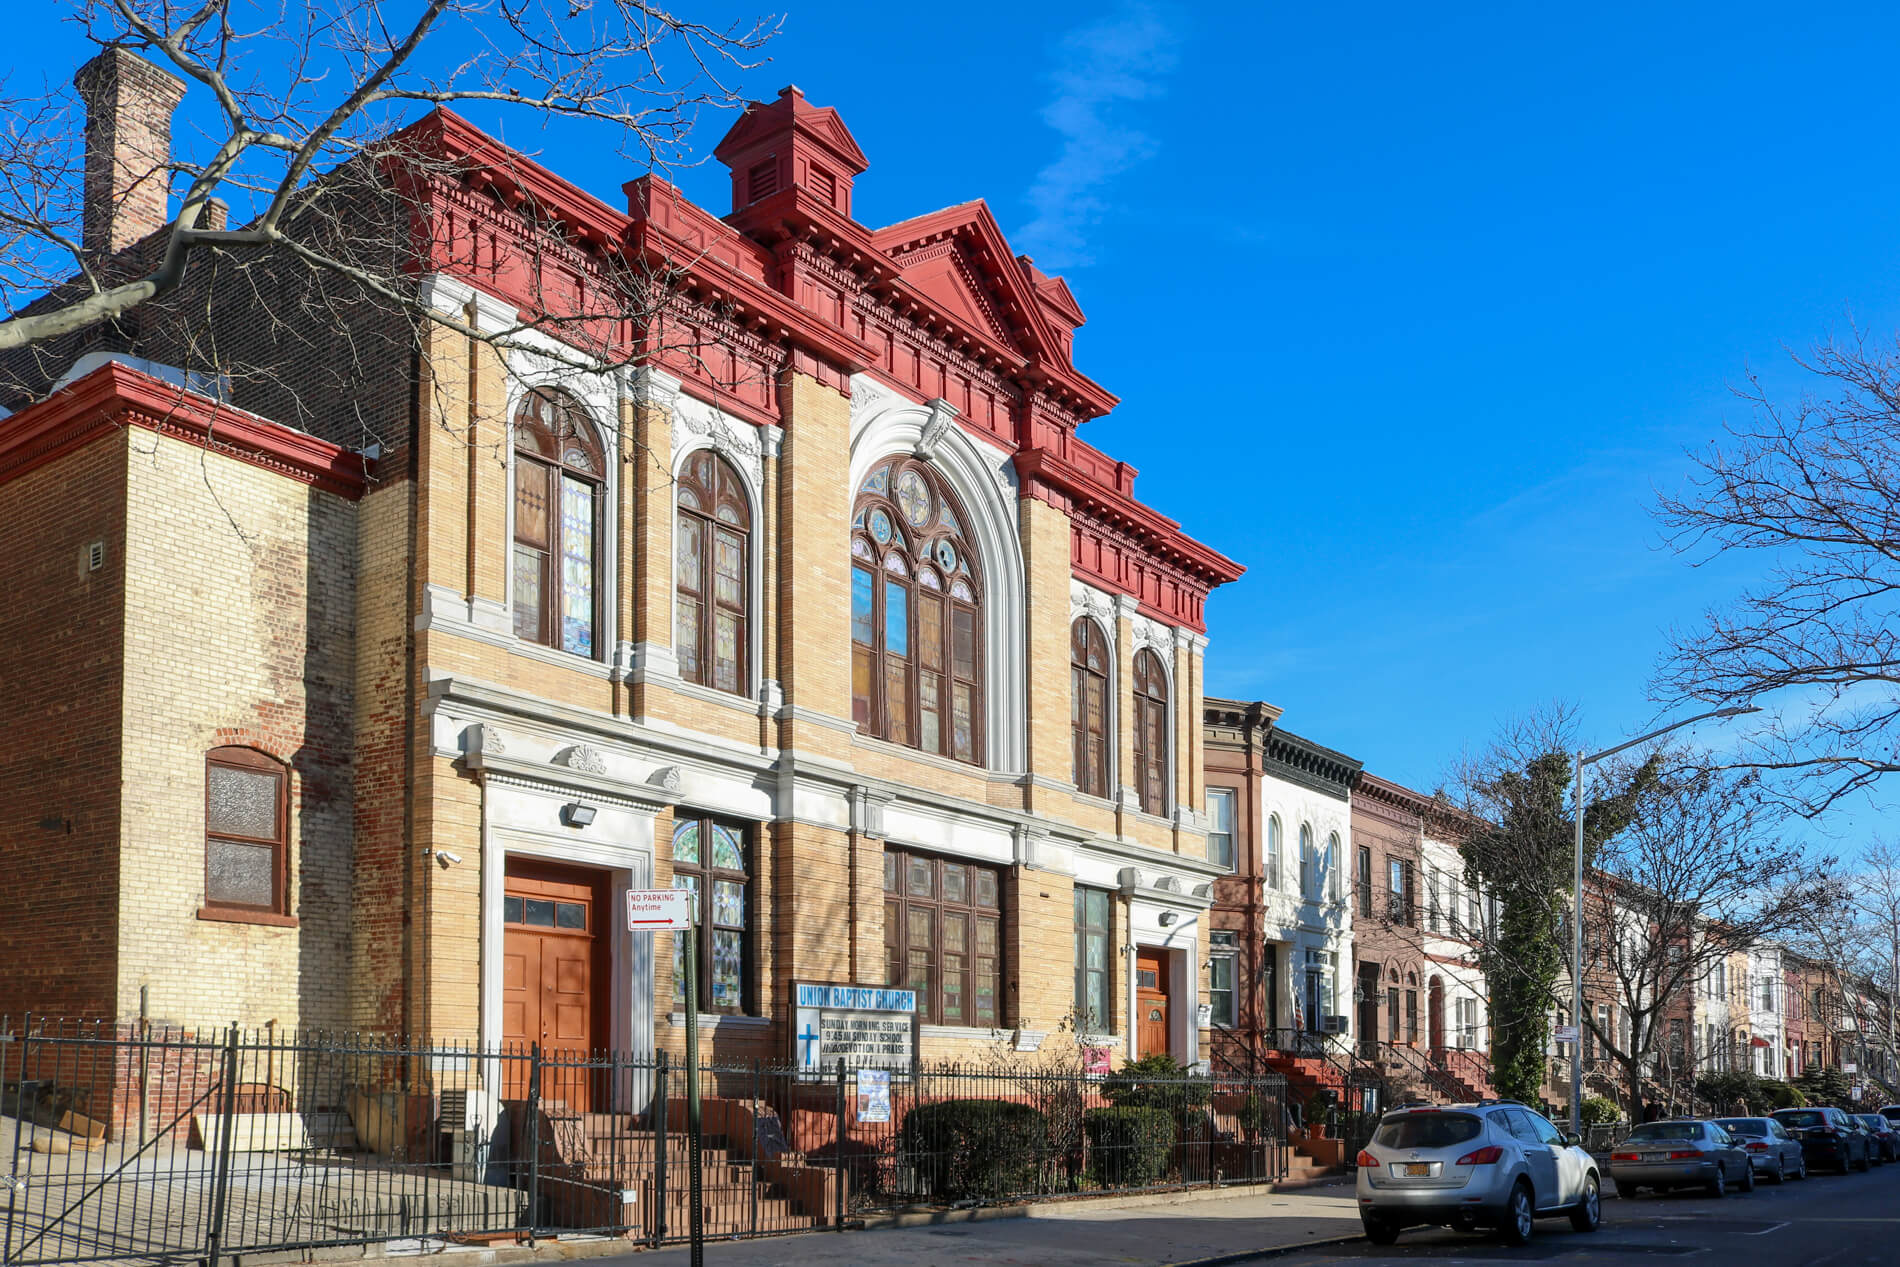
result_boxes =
[600,1183,1363,1266]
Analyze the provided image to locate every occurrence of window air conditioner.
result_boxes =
[439,1088,499,1183]
[1320,1015,1348,1034]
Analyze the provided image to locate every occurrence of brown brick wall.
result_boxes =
[0,430,128,1023]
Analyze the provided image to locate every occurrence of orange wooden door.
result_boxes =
[1137,949,1171,1059]
[502,863,604,1108]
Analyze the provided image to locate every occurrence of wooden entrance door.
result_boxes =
[1136,949,1171,1059]
[1357,964,1382,1058]
[1427,978,1446,1056]
[503,861,607,1108]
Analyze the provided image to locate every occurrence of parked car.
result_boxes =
[1771,1106,1873,1174]
[1608,1119,1754,1197]
[1712,1117,1809,1183]
[1355,1102,1601,1246]
[1879,1103,1900,1126]
[1856,1115,1899,1163]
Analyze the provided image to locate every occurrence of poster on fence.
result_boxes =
[856,1069,892,1122]
[790,981,918,1080]
[1082,1045,1112,1075]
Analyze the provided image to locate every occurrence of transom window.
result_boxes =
[512,388,603,657]
[670,816,752,1014]
[851,458,983,763]
[1071,619,1111,797]
[203,746,288,915]
[884,849,1002,1027]
[1131,648,1170,815]
[675,449,750,695]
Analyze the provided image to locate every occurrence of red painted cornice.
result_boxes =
[0,362,372,498]
[1014,447,1244,588]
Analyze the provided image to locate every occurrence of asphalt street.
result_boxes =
[1261,1159,1900,1267]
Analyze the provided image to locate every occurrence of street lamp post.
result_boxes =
[1567,705,1760,1137]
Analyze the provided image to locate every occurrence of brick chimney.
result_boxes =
[73,48,188,256]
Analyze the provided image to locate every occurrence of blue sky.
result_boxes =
[16,3,1900,835]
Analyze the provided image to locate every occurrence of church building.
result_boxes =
[0,55,1244,1078]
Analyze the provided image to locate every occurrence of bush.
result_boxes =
[1760,1080,1806,1110]
[1100,1053,1211,1111]
[1085,1105,1175,1187]
[898,1099,1050,1200]
[1580,1096,1622,1126]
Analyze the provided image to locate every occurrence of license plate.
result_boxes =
[1398,1163,1432,1177]
[1641,1153,1664,1162]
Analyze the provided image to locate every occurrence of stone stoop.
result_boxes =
[519,1099,840,1237]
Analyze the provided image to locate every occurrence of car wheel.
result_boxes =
[1570,1174,1602,1233]
[1770,1158,1785,1184]
[1739,1161,1755,1193]
[1707,1166,1727,1198]
[1796,1155,1808,1180]
[1499,1181,1535,1246]
[1861,1150,1874,1173]
[1361,1215,1400,1246]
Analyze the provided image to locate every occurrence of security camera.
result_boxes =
[435,851,464,869]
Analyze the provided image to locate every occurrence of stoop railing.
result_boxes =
[0,1017,1288,1265]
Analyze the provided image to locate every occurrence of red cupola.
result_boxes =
[712,85,869,220]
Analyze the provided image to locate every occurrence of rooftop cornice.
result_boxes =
[0,361,372,498]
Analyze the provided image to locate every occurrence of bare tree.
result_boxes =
[0,0,774,352]
[1655,327,1900,816]
[1576,760,1836,1119]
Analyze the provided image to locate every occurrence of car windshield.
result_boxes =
[1375,1113,1483,1149]
[1626,1122,1700,1141]
[1777,1110,1827,1128]
[1858,1116,1886,1130]
[1713,1118,1767,1135]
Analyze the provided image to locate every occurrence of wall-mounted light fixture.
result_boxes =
[1158,911,1179,927]
[561,802,598,828]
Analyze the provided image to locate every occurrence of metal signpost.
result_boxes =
[627,890,702,1267]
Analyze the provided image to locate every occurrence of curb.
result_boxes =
[858,1203,1031,1229]
[1165,1231,1365,1266]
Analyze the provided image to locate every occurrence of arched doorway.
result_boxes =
[1427,977,1446,1056]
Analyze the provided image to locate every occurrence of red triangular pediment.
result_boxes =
[873,200,1069,361]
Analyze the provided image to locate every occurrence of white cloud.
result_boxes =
[1015,4,1180,270]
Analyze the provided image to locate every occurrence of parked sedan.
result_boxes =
[1772,1106,1873,1174]
[1856,1115,1899,1163]
[1608,1120,1755,1198]
[1712,1117,1808,1183]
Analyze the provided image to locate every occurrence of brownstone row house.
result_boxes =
[0,52,1246,1080]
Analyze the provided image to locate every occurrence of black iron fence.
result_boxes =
[0,1019,1288,1265]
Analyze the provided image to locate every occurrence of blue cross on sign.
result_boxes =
[797,1023,821,1065]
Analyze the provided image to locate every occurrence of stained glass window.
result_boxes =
[884,849,1005,1027]
[850,456,983,763]
[512,389,601,656]
[204,747,287,913]
[1132,648,1170,816]
[671,814,751,1015]
[676,450,751,696]
[1072,620,1111,797]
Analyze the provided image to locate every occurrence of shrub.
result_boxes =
[898,1099,1050,1200]
[1760,1080,1806,1110]
[1085,1105,1175,1188]
[1580,1096,1622,1126]
[1100,1053,1211,1111]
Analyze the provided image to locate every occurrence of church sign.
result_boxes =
[791,983,918,1079]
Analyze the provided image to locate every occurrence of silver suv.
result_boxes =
[1355,1102,1602,1245]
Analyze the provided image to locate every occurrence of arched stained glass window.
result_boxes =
[851,457,983,763]
[676,449,750,695]
[1071,619,1111,797]
[513,388,603,657]
[1132,648,1170,816]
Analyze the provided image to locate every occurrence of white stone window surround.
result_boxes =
[501,349,623,665]
[850,374,1028,774]
[413,274,624,666]
[664,378,780,706]
[1069,580,1121,797]
[1126,607,1182,817]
